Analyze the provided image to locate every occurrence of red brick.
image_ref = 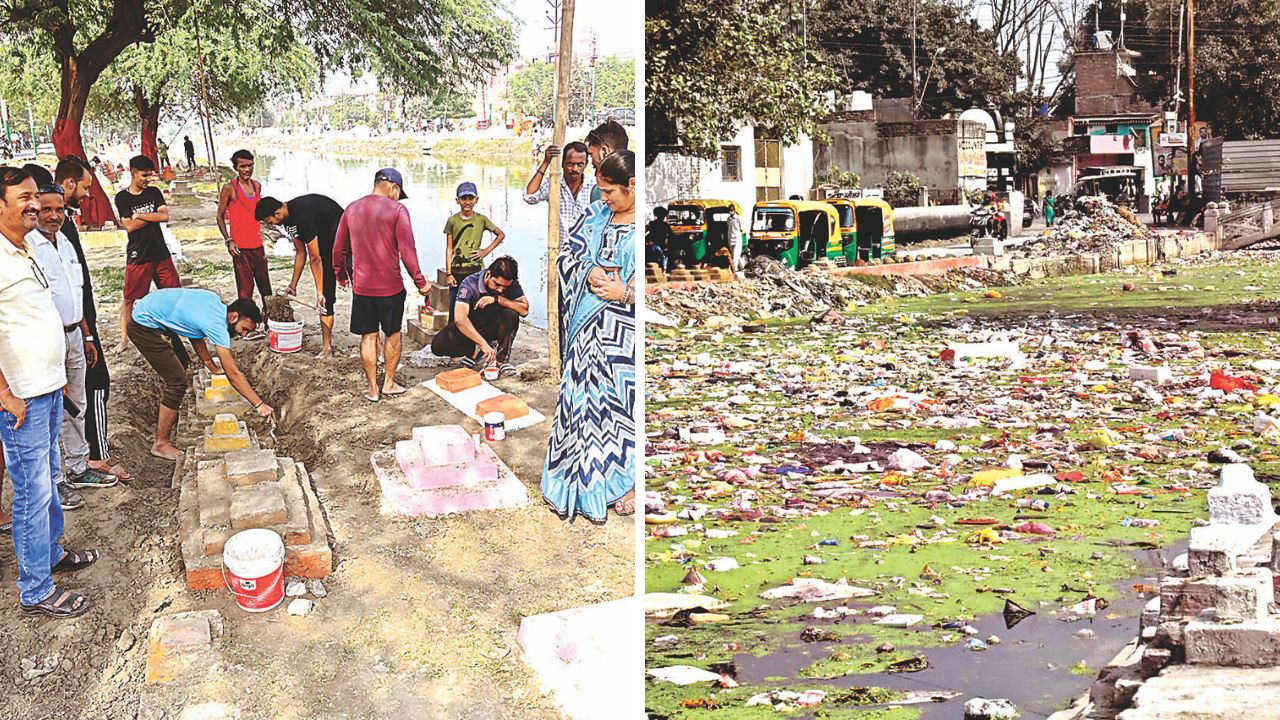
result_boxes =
[476,393,529,421]
[438,368,481,393]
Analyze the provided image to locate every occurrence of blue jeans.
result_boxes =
[1,390,66,605]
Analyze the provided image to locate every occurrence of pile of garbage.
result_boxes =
[644,302,1280,716]
[646,255,1022,324]
[1012,195,1150,258]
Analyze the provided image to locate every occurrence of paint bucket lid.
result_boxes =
[483,412,505,425]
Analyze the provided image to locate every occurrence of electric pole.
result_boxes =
[1187,0,1196,193]
[589,32,598,126]
[912,0,918,118]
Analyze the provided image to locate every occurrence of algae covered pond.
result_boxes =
[644,254,1280,718]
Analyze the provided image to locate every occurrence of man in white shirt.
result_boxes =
[0,166,95,619]
[523,141,596,244]
[27,180,117,514]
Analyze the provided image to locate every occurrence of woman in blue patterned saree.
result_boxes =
[540,150,636,523]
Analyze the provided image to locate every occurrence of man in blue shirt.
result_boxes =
[130,288,274,460]
[430,255,529,377]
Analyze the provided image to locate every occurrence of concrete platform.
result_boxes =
[1119,665,1280,719]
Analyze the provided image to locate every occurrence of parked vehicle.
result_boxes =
[664,199,746,269]
[748,200,842,269]
[969,202,1007,245]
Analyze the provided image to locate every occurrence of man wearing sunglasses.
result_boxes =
[26,178,116,515]
[0,166,96,619]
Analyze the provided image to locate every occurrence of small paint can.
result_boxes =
[483,412,506,442]
[482,365,500,382]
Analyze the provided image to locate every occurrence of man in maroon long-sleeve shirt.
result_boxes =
[333,168,430,402]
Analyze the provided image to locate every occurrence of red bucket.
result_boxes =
[221,529,285,612]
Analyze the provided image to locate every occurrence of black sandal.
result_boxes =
[51,548,99,574]
[22,589,91,619]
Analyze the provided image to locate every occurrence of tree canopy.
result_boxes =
[505,57,634,125]
[645,0,836,164]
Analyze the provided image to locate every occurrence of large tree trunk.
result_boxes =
[52,59,116,228]
[134,84,161,167]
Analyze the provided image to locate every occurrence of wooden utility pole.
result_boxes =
[192,9,218,170]
[1187,0,1196,192]
[546,0,575,377]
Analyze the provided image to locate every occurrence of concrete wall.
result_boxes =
[818,119,986,202]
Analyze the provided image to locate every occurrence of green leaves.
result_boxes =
[646,0,836,163]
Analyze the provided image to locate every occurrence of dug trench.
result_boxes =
[0,245,632,720]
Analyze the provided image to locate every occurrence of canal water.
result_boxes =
[253,149,551,329]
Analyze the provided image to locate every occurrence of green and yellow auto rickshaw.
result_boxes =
[748,200,842,269]
[851,197,896,260]
[664,199,746,268]
[822,198,858,263]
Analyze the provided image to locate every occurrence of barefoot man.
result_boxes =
[255,193,345,357]
[129,288,273,460]
[332,168,431,402]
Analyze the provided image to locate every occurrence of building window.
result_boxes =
[721,146,741,181]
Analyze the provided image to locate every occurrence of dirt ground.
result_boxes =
[0,239,633,720]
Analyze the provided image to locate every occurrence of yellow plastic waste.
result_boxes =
[1085,427,1122,450]
[1257,394,1280,407]
[968,467,1023,487]
[984,290,1003,299]
[966,528,1003,546]
[1092,384,1110,393]
[645,513,678,525]
[703,482,734,498]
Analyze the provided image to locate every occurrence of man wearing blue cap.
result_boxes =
[333,168,430,402]
[443,181,505,321]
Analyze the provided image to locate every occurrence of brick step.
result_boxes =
[371,447,528,517]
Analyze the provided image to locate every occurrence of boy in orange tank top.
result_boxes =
[216,149,273,307]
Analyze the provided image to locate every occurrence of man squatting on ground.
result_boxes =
[25,168,116,516]
[431,255,529,375]
[0,166,99,619]
[256,193,346,357]
[217,149,273,308]
[333,168,432,402]
[129,288,274,461]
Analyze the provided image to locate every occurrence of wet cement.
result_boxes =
[732,543,1185,719]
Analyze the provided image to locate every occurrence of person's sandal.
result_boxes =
[613,493,636,517]
[51,548,99,574]
[102,459,134,483]
[22,589,91,619]
[499,363,518,378]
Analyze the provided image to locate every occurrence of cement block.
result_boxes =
[202,423,250,453]
[230,484,287,529]
[1185,619,1280,666]
[476,394,530,421]
[1163,569,1274,621]
[371,445,527,518]
[1188,531,1239,576]
[1208,464,1277,526]
[145,611,221,684]
[1139,647,1172,678]
[196,462,231,529]
[211,414,239,435]
[208,375,230,390]
[194,394,252,418]
[224,449,279,486]
[1129,365,1172,384]
[437,368,481,393]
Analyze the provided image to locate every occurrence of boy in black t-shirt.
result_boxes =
[114,155,179,352]
[257,194,346,357]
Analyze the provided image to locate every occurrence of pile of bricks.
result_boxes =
[406,268,454,347]
[174,372,333,591]
[370,424,528,517]
[1067,464,1280,718]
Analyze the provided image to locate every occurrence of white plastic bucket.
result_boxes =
[222,529,285,612]
[267,319,304,353]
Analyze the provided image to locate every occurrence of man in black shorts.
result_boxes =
[430,255,529,376]
[257,194,346,357]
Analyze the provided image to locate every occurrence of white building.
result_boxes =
[647,125,814,213]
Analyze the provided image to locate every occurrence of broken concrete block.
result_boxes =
[1162,569,1274,621]
[1139,647,1172,678]
[144,611,222,684]
[211,413,239,435]
[1188,530,1240,576]
[1208,464,1276,526]
[230,484,288,529]
[476,393,530,421]
[1129,365,1172,383]
[1185,618,1280,666]
[436,368,481,393]
[224,449,279,487]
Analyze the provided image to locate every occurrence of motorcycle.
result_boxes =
[969,205,1008,245]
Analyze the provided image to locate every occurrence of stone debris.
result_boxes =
[287,599,313,617]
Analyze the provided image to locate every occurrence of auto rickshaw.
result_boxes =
[664,199,746,268]
[822,197,897,262]
[747,200,842,269]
